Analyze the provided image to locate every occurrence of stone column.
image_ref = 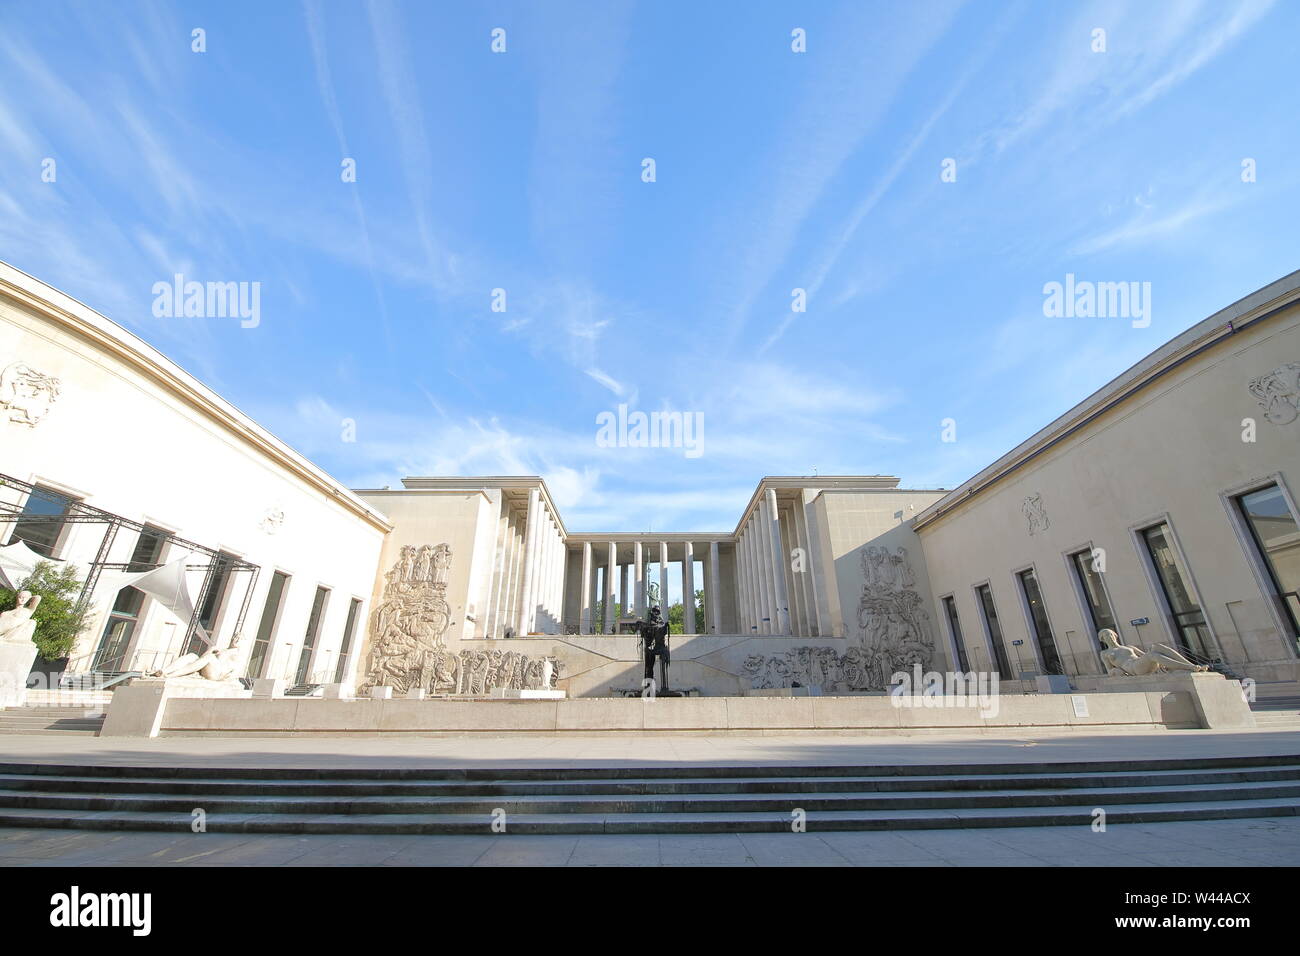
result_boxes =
[757,508,776,634]
[748,517,764,634]
[682,540,696,633]
[619,562,629,619]
[792,495,822,636]
[709,540,721,634]
[582,544,595,633]
[633,540,645,618]
[556,540,569,633]
[736,531,752,633]
[604,541,617,633]
[550,527,561,631]
[658,541,668,615]
[781,508,804,636]
[516,488,541,635]
[592,560,603,632]
[536,516,551,633]
[765,488,790,634]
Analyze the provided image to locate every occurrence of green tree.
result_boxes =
[0,560,89,662]
[667,601,684,633]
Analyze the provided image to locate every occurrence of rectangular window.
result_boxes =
[1236,484,1300,648]
[1017,568,1062,674]
[1140,522,1211,659]
[187,551,236,654]
[334,597,363,683]
[8,485,75,557]
[1070,548,1118,639]
[975,584,1013,679]
[245,571,289,680]
[295,586,329,685]
[942,596,970,672]
[92,526,166,672]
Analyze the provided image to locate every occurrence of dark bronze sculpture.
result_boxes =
[634,606,671,694]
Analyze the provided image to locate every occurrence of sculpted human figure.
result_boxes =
[1098,628,1209,676]
[0,591,41,644]
[152,635,243,683]
[413,546,432,584]
[637,606,671,691]
[430,544,451,587]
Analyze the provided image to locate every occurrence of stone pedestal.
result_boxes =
[322,683,352,699]
[369,686,393,700]
[1036,675,1072,694]
[406,688,427,700]
[1182,672,1256,729]
[101,677,250,738]
[1069,672,1256,729]
[251,678,286,699]
[0,641,38,708]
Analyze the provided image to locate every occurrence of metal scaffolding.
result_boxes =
[0,472,260,660]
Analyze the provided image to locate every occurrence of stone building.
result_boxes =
[2,259,1297,698]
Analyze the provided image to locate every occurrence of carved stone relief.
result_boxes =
[1248,361,1300,425]
[1022,493,1049,535]
[0,361,60,426]
[360,543,558,696]
[740,545,935,691]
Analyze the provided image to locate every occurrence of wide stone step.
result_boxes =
[5,752,1300,782]
[0,796,1295,834]
[3,763,1299,797]
[1,778,1298,816]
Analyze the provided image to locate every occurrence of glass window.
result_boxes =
[334,598,363,683]
[92,526,166,672]
[1141,523,1211,659]
[8,486,75,557]
[942,596,970,672]
[245,571,289,679]
[1237,485,1300,647]
[295,586,329,685]
[975,584,1013,679]
[187,551,236,654]
[1070,548,1118,638]
[1017,568,1062,674]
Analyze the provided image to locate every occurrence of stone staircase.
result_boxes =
[0,706,105,735]
[0,753,1297,834]
[1252,697,1300,729]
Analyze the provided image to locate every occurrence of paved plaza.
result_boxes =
[2,816,1298,867]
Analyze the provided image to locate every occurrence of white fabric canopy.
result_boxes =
[0,539,59,590]
[129,556,199,630]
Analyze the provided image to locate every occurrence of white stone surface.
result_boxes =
[251,678,286,699]
[0,640,38,708]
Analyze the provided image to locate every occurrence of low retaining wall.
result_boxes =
[140,689,1219,737]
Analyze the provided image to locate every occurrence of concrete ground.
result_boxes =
[2,817,1298,866]
[1,726,1299,769]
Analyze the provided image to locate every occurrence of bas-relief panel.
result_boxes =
[359,543,559,696]
[740,545,935,691]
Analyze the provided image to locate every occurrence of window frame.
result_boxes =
[1012,563,1063,675]
[1128,512,1224,661]
[937,592,971,673]
[1061,539,1119,671]
[1220,472,1300,657]
[971,580,1014,680]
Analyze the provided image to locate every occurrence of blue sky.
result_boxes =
[2,0,1297,533]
